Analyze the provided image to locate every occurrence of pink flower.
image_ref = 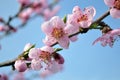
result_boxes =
[93,28,120,47]
[67,6,96,28]
[41,16,70,49]
[104,0,120,18]
[28,46,54,70]
[18,8,33,23]
[14,60,27,72]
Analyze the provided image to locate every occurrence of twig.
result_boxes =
[0,10,110,68]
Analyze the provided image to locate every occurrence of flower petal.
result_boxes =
[43,36,57,46]
[28,48,41,59]
[104,0,115,7]
[110,8,120,18]
[84,6,96,18]
[50,16,65,28]
[40,46,54,53]
[41,21,53,36]
[31,59,42,70]
[64,24,79,35]
[58,35,69,49]
[72,6,82,14]
[70,35,78,42]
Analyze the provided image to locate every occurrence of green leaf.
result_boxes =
[90,23,98,29]
[63,15,67,23]
[54,48,63,52]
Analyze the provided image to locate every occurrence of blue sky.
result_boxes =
[0,0,120,80]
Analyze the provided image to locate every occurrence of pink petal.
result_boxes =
[41,21,53,36]
[40,46,54,53]
[47,60,63,73]
[31,59,42,70]
[110,8,120,18]
[70,36,78,42]
[58,35,69,49]
[50,16,65,28]
[84,6,96,18]
[28,48,41,59]
[72,6,82,14]
[104,0,115,7]
[43,36,57,46]
[80,20,92,28]
[64,24,79,35]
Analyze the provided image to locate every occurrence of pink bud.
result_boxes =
[53,53,64,64]
[14,60,27,72]
[23,43,33,51]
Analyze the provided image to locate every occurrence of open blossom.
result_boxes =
[104,0,120,18]
[14,60,27,72]
[28,46,54,70]
[41,16,70,49]
[93,28,120,47]
[67,6,96,29]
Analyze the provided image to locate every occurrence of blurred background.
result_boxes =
[0,0,120,80]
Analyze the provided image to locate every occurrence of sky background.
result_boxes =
[0,0,120,80]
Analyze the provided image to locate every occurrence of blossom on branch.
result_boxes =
[41,16,70,49]
[14,60,27,72]
[67,6,96,29]
[93,28,120,47]
[104,0,120,18]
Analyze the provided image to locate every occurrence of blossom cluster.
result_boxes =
[3,0,120,79]
[14,5,96,78]
[0,0,60,38]
[18,0,60,23]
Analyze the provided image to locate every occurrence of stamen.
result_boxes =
[52,28,64,39]
[40,51,51,61]
[77,14,88,22]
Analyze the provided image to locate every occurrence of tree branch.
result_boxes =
[0,10,110,68]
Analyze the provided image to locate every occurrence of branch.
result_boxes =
[93,10,110,24]
[0,10,110,68]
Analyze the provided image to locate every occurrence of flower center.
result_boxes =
[40,51,51,61]
[77,14,88,22]
[52,28,64,39]
[114,0,120,10]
